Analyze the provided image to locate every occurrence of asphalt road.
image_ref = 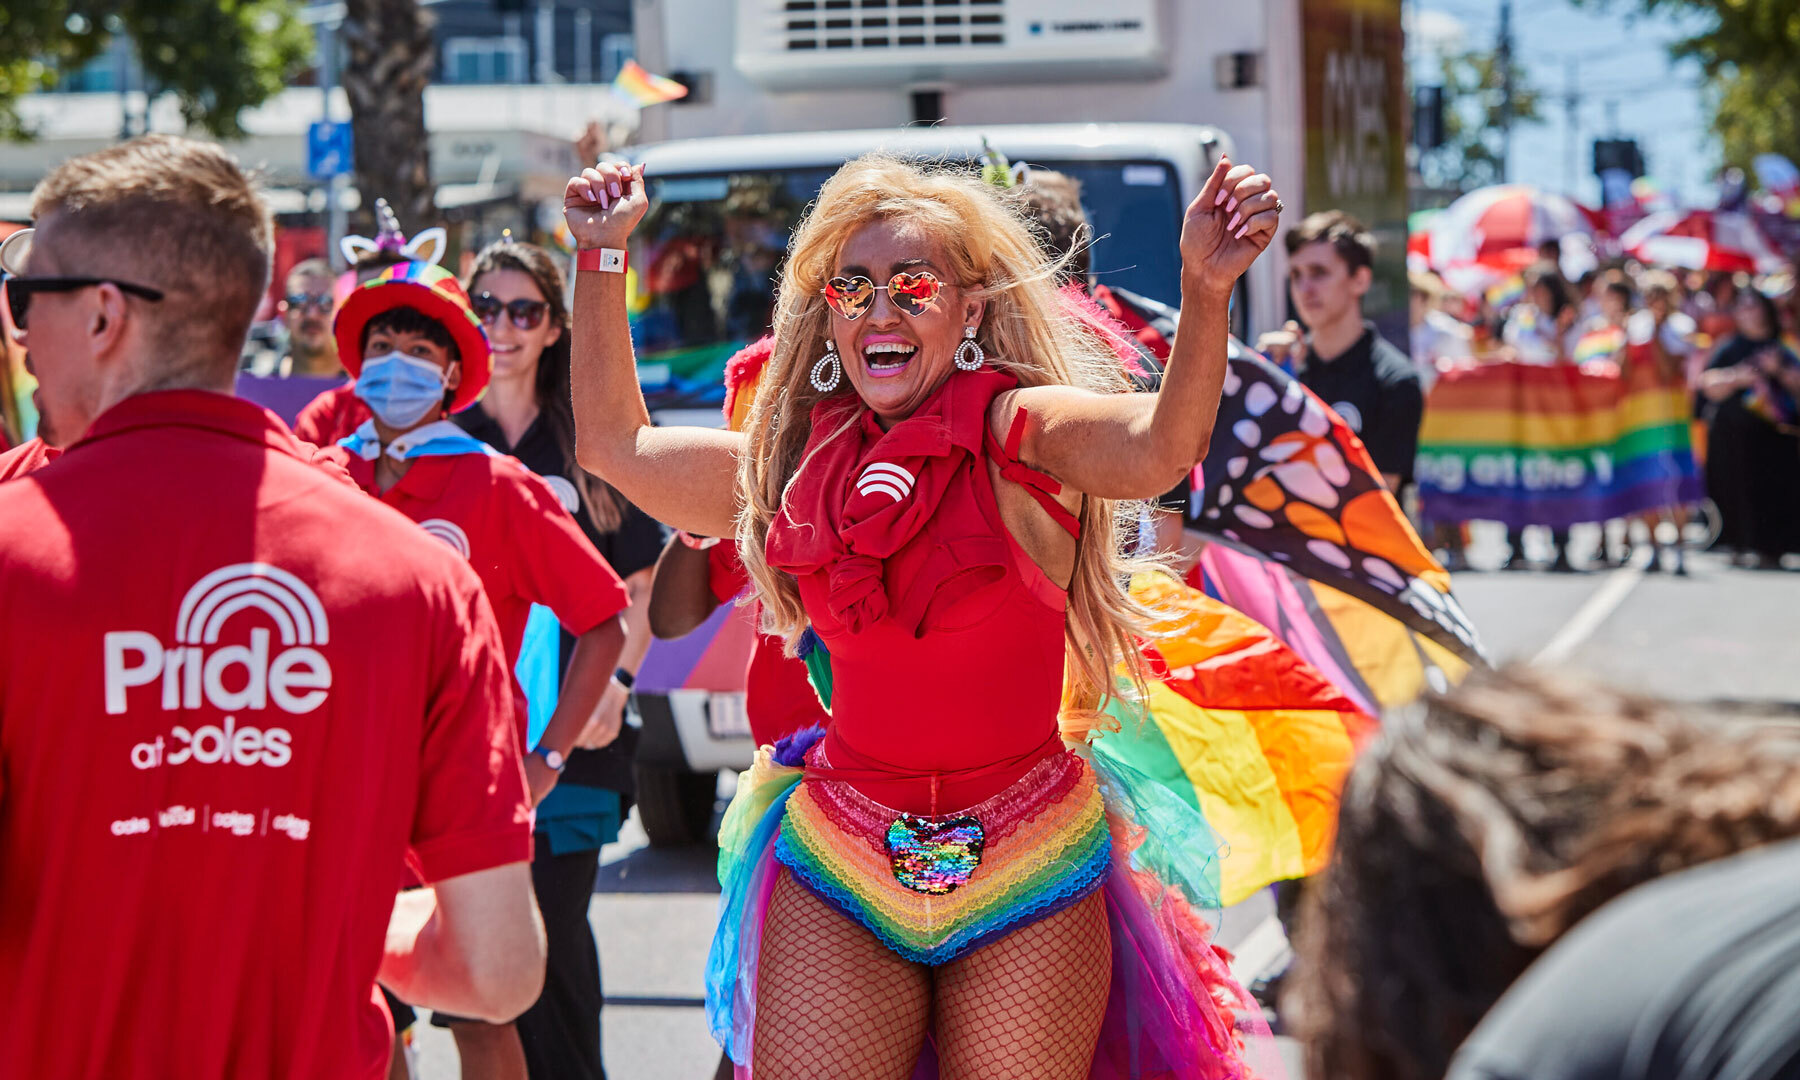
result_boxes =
[414,525,1800,1078]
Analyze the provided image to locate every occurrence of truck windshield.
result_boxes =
[627,160,1183,414]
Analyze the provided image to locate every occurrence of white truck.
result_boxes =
[621,0,1412,846]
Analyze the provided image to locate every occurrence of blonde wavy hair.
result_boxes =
[734,154,1163,702]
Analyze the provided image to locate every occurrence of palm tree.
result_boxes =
[340,0,437,227]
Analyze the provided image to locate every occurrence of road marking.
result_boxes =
[1227,914,1291,987]
[1531,547,1652,666]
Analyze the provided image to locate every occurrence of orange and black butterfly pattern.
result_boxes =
[1191,351,1482,660]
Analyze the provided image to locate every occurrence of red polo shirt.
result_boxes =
[0,391,531,1080]
[706,540,830,745]
[0,436,59,481]
[292,381,370,448]
[335,444,630,739]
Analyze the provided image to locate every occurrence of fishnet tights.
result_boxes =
[752,872,1112,1080]
[753,871,931,1079]
[934,890,1112,1080]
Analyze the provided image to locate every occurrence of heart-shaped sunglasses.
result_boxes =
[822,271,943,320]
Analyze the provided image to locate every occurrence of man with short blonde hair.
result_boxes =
[0,134,546,1079]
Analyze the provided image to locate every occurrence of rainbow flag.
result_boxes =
[1573,324,1627,365]
[1091,574,1378,906]
[1416,359,1702,528]
[1192,543,1471,717]
[612,59,688,106]
[1485,274,1526,311]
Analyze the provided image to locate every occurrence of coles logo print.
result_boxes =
[105,564,332,770]
[417,518,472,560]
[856,462,916,504]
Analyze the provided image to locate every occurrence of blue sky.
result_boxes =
[1408,0,1717,206]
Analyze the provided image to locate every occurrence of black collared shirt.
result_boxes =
[1299,322,1424,482]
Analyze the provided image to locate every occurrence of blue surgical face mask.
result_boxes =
[355,351,450,429]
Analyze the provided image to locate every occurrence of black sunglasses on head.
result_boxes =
[4,275,165,331]
[470,293,550,330]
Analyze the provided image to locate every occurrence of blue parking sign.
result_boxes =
[306,120,352,179]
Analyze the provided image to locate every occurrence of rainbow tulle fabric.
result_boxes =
[775,745,1112,965]
[707,728,1282,1079]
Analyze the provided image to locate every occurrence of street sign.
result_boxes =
[306,120,352,180]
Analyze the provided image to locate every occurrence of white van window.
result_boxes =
[627,161,1183,414]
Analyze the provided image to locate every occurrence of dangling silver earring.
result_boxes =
[810,340,843,392]
[954,326,985,371]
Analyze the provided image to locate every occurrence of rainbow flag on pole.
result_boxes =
[612,59,688,106]
[1484,274,1526,311]
[1091,574,1378,906]
[1416,358,1701,528]
[1572,324,1627,366]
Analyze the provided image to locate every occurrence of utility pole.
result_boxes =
[1497,0,1514,183]
[1563,56,1578,195]
[316,15,347,271]
[535,0,556,84]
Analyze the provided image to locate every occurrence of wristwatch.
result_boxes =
[613,667,637,690]
[533,747,567,772]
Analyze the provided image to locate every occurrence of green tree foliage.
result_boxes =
[0,1,312,142]
[1709,65,1800,170]
[1419,48,1546,193]
[1581,0,1800,166]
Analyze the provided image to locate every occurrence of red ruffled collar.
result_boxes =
[766,370,1016,633]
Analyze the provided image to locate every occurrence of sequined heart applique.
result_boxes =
[886,813,986,895]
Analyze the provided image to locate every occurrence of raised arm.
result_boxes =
[565,161,744,537]
[1004,157,1281,499]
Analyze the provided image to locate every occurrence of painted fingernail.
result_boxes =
[1236,224,1250,240]
[610,181,621,198]
[1228,212,1243,232]
[1226,197,1238,215]
[1214,189,1228,207]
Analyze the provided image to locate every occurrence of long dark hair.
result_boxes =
[1734,285,1782,343]
[466,240,625,533]
[1287,666,1800,1080]
[1524,261,1575,321]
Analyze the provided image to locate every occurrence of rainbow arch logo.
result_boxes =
[175,563,330,647]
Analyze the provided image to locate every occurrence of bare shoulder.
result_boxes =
[987,384,1108,445]
[984,387,1083,521]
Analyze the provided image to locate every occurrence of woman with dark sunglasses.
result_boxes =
[445,240,665,1080]
[564,154,1284,1079]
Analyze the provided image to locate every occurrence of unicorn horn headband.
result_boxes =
[979,136,1032,190]
[339,197,447,268]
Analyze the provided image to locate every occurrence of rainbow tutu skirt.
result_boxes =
[705,726,1283,1079]
[776,743,1112,964]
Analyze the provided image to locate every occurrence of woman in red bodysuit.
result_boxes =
[566,153,1284,1079]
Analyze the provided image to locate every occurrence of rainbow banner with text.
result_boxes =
[1415,357,1702,529]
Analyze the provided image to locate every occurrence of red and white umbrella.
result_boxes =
[1428,185,1593,272]
[1620,209,1785,274]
